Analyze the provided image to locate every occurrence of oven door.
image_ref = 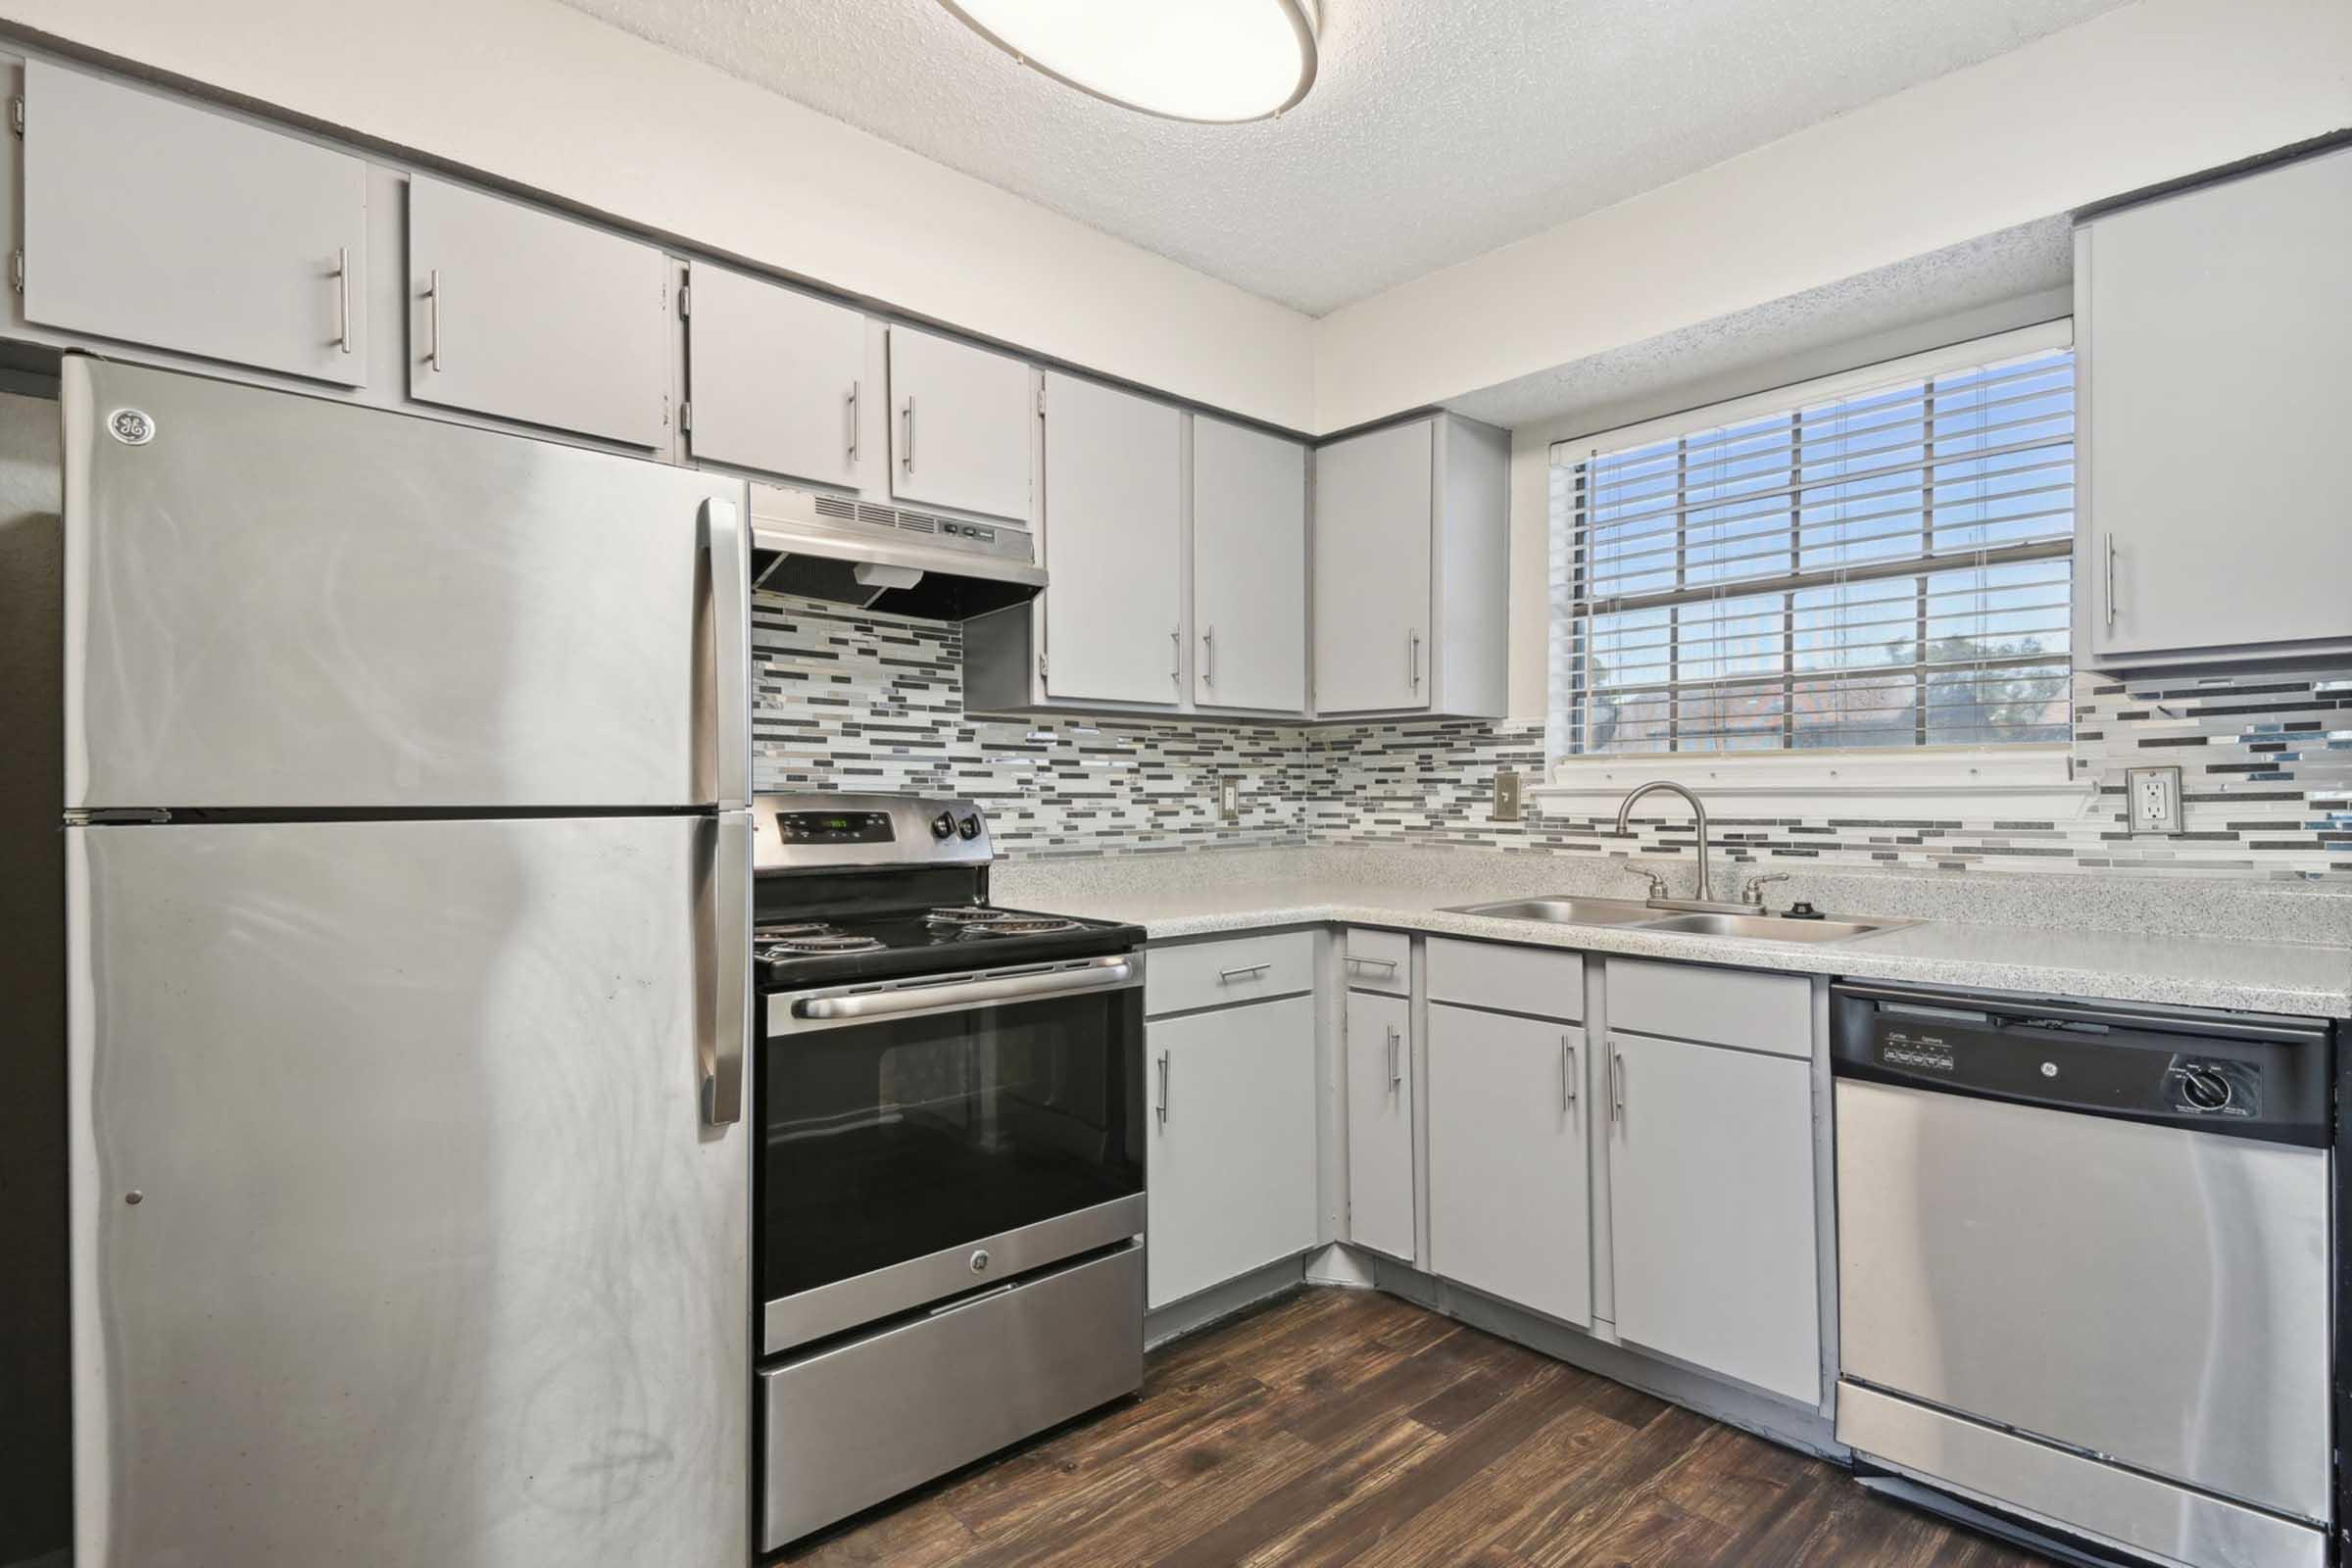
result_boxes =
[759,954,1146,1356]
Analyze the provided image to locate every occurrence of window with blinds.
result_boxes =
[1548,340,2074,759]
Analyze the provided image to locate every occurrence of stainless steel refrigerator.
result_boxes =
[47,356,752,1565]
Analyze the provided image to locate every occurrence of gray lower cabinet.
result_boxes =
[1344,989,1415,1263]
[1426,1002,1592,1328]
[1605,1031,1819,1403]
[23,61,368,386]
[407,176,671,448]
[684,262,869,488]
[2079,143,2352,667]
[1040,372,1184,706]
[1144,994,1318,1310]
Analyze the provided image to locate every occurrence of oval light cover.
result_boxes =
[941,0,1317,123]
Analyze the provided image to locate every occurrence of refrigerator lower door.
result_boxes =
[62,356,749,812]
[66,815,749,1568]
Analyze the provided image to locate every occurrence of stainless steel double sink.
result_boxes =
[1443,896,1898,946]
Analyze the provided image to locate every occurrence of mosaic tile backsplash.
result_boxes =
[752,594,2350,883]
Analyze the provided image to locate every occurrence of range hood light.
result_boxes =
[939,1,1318,124]
[853,563,925,591]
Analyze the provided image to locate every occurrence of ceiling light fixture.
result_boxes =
[938,1,1319,124]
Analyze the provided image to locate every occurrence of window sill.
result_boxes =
[1531,747,2094,821]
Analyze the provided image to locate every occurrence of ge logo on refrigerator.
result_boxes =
[107,408,156,445]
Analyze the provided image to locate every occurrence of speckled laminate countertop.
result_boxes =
[997,869,2352,1020]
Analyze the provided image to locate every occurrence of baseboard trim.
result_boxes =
[1144,1254,1308,1349]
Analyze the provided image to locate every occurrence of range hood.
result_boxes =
[747,483,1046,621]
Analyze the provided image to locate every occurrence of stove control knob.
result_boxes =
[2180,1066,2232,1111]
[930,810,956,840]
[957,814,982,841]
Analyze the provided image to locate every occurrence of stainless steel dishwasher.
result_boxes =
[1829,983,2335,1568]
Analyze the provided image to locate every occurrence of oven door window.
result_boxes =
[760,988,1143,1304]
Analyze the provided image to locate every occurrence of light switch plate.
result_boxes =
[2126,764,2183,836]
[1218,777,1241,822]
[1493,768,1522,822]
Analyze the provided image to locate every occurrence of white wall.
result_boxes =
[1315,0,2352,434]
[0,0,1319,431]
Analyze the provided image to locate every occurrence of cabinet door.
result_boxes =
[1194,417,1307,712]
[1426,1004,1590,1327]
[1145,996,1317,1310]
[408,177,669,448]
[1606,1033,1818,1403]
[1040,373,1183,704]
[1312,419,1433,713]
[24,62,368,386]
[1345,990,1414,1263]
[685,263,867,487]
[2083,147,2352,657]
[887,326,1032,520]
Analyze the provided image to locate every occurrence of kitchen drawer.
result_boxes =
[1343,927,1410,994]
[1605,957,1809,1057]
[760,1243,1143,1548]
[1146,931,1313,1016]
[1427,937,1584,1022]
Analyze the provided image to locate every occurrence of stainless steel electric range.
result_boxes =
[749,793,1148,1552]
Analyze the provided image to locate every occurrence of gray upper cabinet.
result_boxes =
[22,62,368,386]
[887,326,1032,521]
[407,177,670,449]
[1312,415,1506,717]
[685,263,868,488]
[1040,372,1184,706]
[1194,417,1307,712]
[2079,146,2352,667]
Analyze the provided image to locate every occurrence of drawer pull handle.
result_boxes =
[1218,963,1271,983]
[1348,956,1399,974]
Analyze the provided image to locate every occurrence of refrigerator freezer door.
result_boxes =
[62,357,748,811]
[66,815,749,1567]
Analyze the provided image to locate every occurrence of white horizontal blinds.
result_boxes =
[1554,341,2075,757]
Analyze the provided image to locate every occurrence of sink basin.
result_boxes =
[1447,897,1661,926]
[1638,911,1890,944]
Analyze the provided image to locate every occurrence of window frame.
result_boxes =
[1542,320,2083,802]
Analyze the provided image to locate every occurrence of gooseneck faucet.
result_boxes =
[1614,780,1714,906]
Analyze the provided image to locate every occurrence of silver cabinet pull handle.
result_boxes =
[1202,626,1215,689]
[1387,1024,1402,1091]
[331,245,352,356]
[1217,962,1270,983]
[2103,532,2118,633]
[1156,1051,1170,1125]
[1170,626,1181,687]
[1561,1037,1578,1111]
[1347,956,1399,973]
[901,397,914,470]
[1408,629,1423,693]
[702,812,750,1126]
[423,268,442,372]
[846,381,860,464]
[1609,1047,1626,1122]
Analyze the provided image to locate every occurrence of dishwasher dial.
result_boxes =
[2178,1066,2233,1111]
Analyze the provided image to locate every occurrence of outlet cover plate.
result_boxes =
[2126,764,2183,836]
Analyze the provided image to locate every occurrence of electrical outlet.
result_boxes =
[1493,768,1522,822]
[2126,764,2183,836]
[1218,777,1241,822]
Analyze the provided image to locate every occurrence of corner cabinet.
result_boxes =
[1343,987,1415,1263]
[1194,417,1308,713]
[407,177,671,448]
[1311,415,1508,717]
[2078,144,2352,669]
[22,62,369,387]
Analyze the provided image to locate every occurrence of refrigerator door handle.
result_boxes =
[704,810,751,1126]
[702,494,751,810]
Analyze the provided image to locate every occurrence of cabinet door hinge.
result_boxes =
[1036,383,1046,416]
[676,282,690,319]
[1036,653,1048,683]
[9,96,23,137]
[9,249,23,295]
[679,400,692,434]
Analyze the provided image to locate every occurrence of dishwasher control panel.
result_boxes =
[1829,984,2330,1148]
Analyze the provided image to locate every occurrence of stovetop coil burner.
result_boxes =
[958,916,1081,938]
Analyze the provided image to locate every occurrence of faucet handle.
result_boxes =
[1624,862,1671,901]
[1744,872,1793,907]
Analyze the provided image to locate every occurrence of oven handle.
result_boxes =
[792,957,1137,1022]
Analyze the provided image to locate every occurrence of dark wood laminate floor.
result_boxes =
[780,1287,2055,1568]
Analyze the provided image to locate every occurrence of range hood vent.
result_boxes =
[748,484,1046,622]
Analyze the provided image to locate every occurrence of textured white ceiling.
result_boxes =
[553,0,2127,316]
